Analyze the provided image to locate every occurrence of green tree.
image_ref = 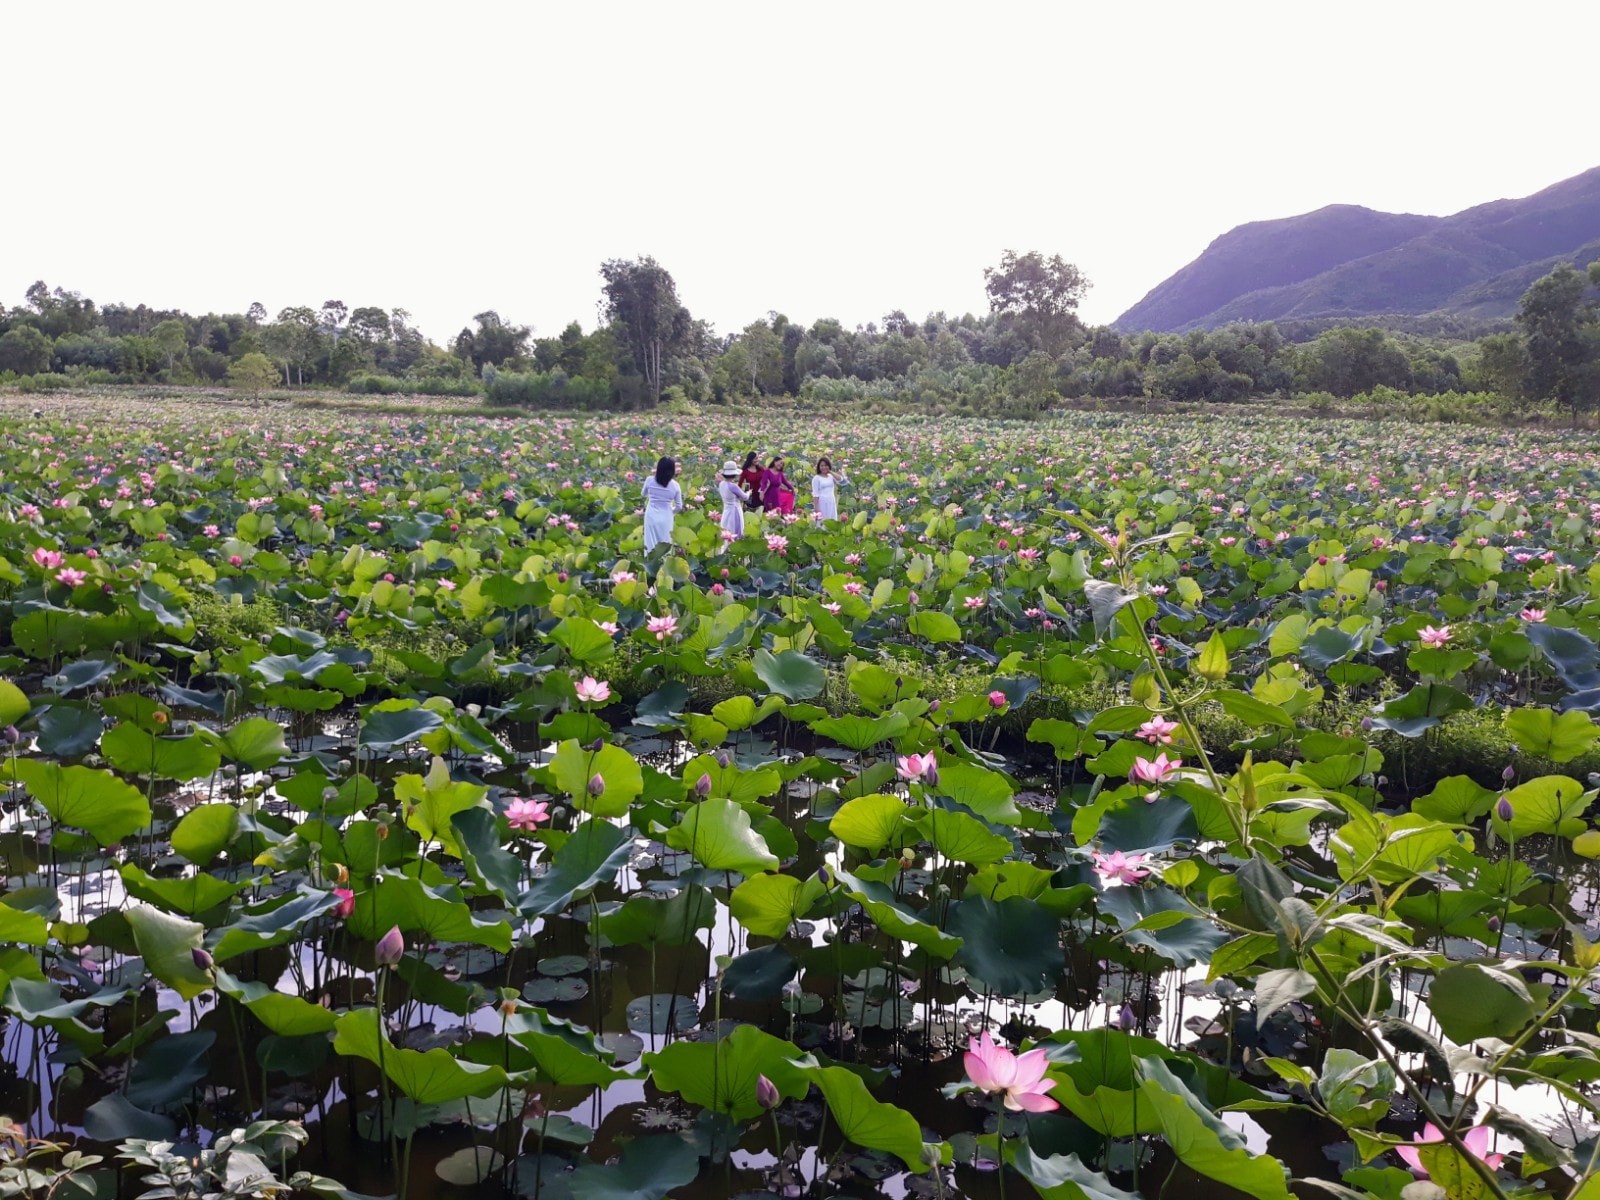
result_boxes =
[599,256,690,405]
[227,352,279,394]
[0,326,53,375]
[1516,263,1597,422]
[740,319,784,394]
[151,319,188,373]
[453,311,531,372]
[984,250,1090,356]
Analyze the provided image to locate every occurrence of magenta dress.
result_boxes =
[759,468,794,514]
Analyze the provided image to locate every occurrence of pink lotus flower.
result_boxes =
[55,568,87,587]
[598,621,620,636]
[988,690,1007,708]
[611,570,636,585]
[373,925,404,967]
[1130,753,1181,786]
[1520,608,1546,623]
[31,547,63,570]
[822,602,842,615]
[896,752,937,783]
[964,596,986,610]
[1137,715,1180,745]
[766,534,788,553]
[575,676,611,703]
[843,581,864,596]
[1418,625,1451,647]
[1397,1124,1503,1178]
[1017,548,1039,561]
[506,797,550,832]
[963,1030,1058,1112]
[646,614,678,641]
[1092,850,1151,886]
[331,888,356,919]
[202,524,221,537]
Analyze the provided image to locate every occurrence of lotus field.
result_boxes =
[8,394,1600,1200]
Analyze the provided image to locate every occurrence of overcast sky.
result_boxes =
[4,1,1596,343]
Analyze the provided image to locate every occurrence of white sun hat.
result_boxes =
[721,460,740,476]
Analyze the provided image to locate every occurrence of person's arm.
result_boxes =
[673,481,684,512]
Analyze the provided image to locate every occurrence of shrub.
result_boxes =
[16,374,73,393]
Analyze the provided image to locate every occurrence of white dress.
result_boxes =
[642,478,683,552]
[719,479,749,537]
[811,472,845,521]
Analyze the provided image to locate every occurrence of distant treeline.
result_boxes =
[2,253,1596,420]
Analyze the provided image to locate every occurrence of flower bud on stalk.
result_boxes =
[588,773,606,797]
[1496,795,1515,823]
[694,772,712,797]
[374,925,405,967]
[756,1074,780,1111]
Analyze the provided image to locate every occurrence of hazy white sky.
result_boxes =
[4,0,1596,342]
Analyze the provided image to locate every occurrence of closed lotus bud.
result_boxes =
[894,676,903,691]
[1,726,18,745]
[589,737,606,753]
[1360,717,1373,732]
[924,759,940,787]
[928,700,940,715]
[1487,915,1502,934]
[1497,795,1515,823]
[322,786,339,804]
[374,925,404,966]
[191,947,214,972]
[376,823,390,840]
[756,1074,780,1111]
[815,865,832,888]
[588,773,605,797]
[694,772,712,797]
[716,751,731,769]
[1502,764,1516,784]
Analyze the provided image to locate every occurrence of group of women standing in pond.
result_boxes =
[640,452,849,552]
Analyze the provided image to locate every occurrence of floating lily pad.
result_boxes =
[625,993,700,1035]
[523,976,590,1004]
[537,954,590,977]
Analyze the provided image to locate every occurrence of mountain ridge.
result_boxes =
[1115,167,1600,332]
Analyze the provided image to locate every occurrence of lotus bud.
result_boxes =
[0,726,18,746]
[1360,717,1373,732]
[716,750,731,769]
[587,773,606,797]
[895,676,903,691]
[1316,555,1328,566]
[928,700,940,715]
[923,758,940,787]
[756,1074,780,1111]
[920,1144,943,1168]
[988,690,1007,709]
[376,823,390,841]
[694,772,712,797]
[374,925,404,966]
[1496,795,1515,823]
[1487,915,1502,934]
[815,865,832,888]
[1111,1003,1137,1031]
[1502,764,1516,784]
[191,947,214,972]
[322,786,339,804]
[589,737,606,753]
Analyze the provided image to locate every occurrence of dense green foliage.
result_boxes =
[4,253,1599,420]
[0,398,1597,1200]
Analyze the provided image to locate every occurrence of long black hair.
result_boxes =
[768,455,785,470]
[815,456,832,475]
[654,456,675,486]
[742,451,759,471]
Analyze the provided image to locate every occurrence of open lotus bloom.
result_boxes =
[1396,1124,1503,1177]
[963,1030,1059,1112]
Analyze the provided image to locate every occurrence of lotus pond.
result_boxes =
[3,393,1600,1200]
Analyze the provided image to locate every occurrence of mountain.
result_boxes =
[1115,167,1600,333]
